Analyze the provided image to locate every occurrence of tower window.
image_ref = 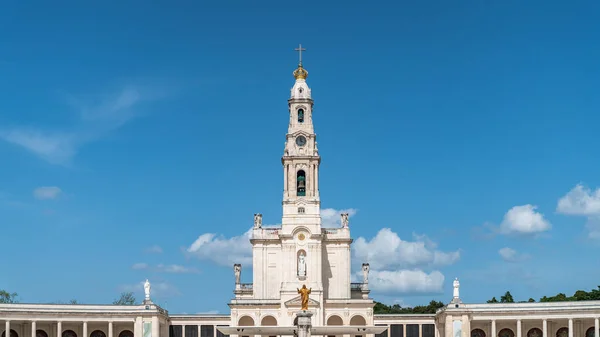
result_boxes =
[298,207,305,214]
[297,170,306,196]
[298,109,304,123]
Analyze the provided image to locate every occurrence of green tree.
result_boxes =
[501,291,515,303]
[113,292,136,305]
[69,299,79,304]
[487,296,499,303]
[373,300,444,314]
[528,298,535,302]
[0,290,18,303]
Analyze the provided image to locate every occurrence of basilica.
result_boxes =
[1,52,599,337]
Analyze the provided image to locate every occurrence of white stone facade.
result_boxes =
[229,61,373,331]
[1,59,600,337]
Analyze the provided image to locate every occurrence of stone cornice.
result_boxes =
[0,303,169,319]
[288,98,314,105]
[168,314,230,322]
[325,299,375,306]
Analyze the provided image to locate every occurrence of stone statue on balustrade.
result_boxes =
[340,213,349,228]
[362,263,370,284]
[452,277,462,304]
[144,279,151,302]
[234,264,241,284]
[254,213,262,228]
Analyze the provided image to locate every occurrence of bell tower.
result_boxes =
[281,44,321,231]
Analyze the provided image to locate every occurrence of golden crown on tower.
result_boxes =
[293,65,308,80]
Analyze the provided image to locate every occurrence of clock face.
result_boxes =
[296,136,307,146]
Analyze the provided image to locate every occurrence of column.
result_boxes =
[569,319,573,337]
[491,320,496,337]
[152,317,160,337]
[83,322,88,337]
[543,320,547,337]
[435,322,440,337]
[594,318,598,337]
[31,321,37,337]
[108,322,114,337]
[517,320,522,337]
[5,321,10,337]
[419,324,423,337]
[182,325,186,337]
[58,322,62,337]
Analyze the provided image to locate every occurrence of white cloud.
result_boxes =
[156,264,200,274]
[145,245,163,254]
[367,269,445,294]
[33,186,62,200]
[353,228,460,270]
[186,228,253,266]
[321,208,358,227]
[130,263,199,274]
[556,184,600,239]
[498,247,529,263]
[498,204,551,235]
[557,184,600,216]
[351,228,457,295]
[585,217,600,239]
[0,85,163,165]
[132,263,148,270]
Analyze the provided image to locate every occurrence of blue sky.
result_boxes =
[1,0,600,313]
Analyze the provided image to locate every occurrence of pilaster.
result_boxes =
[445,316,453,337]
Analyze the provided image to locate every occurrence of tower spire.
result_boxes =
[282,45,319,228]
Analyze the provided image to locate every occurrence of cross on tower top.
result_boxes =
[295,44,306,66]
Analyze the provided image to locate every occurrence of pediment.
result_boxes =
[284,295,320,307]
[290,130,312,138]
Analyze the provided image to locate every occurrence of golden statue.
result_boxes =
[297,284,312,310]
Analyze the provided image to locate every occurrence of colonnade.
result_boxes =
[2,317,165,337]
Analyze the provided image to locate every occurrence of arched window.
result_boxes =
[527,328,542,337]
[2,330,18,337]
[585,327,595,337]
[36,331,48,337]
[556,328,568,337]
[472,329,486,337]
[297,170,306,196]
[298,109,304,123]
[498,329,514,337]
[90,331,106,337]
[62,330,77,337]
[118,331,133,337]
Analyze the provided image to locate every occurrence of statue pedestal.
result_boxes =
[296,311,313,337]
